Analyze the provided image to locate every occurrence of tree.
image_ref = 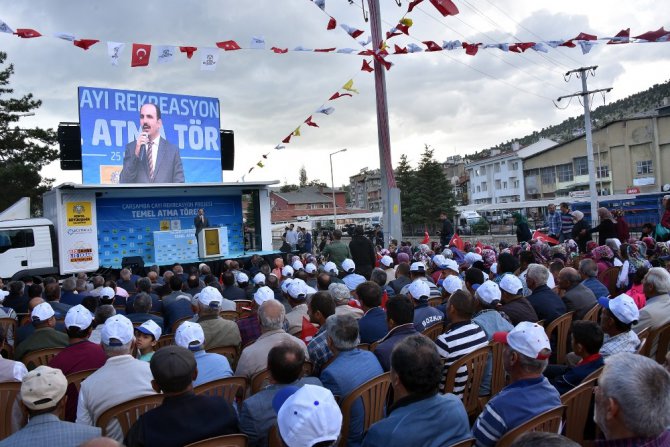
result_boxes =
[299,166,308,187]
[0,52,58,215]
[280,184,299,193]
[395,154,417,225]
[414,145,456,226]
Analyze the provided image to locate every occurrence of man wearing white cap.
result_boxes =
[0,366,101,447]
[14,302,68,362]
[175,321,233,387]
[304,262,318,289]
[399,262,441,299]
[330,283,364,320]
[498,275,538,326]
[472,322,561,446]
[221,271,247,301]
[49,305,107,422]
[407,280,444,332]
[77,315,155,442]
[341,259,366,292]
[285,281,312,336]
[193,286,241,350]
[599,294,641,357]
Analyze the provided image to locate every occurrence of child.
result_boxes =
[135,320,162,362]
[625,266,648,309]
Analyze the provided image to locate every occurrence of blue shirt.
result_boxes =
[343,273,366,291]
[582,278,610,300]
[413,303,444,332]
[192,350,233,387]
[358,307,388,344]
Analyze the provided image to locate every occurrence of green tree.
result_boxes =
[395,154,417,225]
[413,145,456,226]
[0,52,58,215]
[280,184,299,193]
[299,166,308,187]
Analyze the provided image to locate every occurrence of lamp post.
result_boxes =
[330,148,347,230]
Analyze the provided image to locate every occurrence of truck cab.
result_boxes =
[0,218,59,280]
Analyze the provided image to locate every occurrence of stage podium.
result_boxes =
[197,227,229,259]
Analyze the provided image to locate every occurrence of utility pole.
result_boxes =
[557,66,611,225]
[367,0,402,245]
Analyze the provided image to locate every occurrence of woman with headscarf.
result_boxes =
[570,210,591,254]
[588,207,618,246]
[591,245,615,275]
[513,212,532,243]
[618,243,651,290]
[613,209,630,243]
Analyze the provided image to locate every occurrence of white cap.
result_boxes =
[136,319,162,340]
[100,286,116,299]
[101,315,134,346]
[490,263,498,275]
[280,278,295,294]
[64,304,93,330]
[276,384,342,447]
[254,286,275,306]
[31,302,55,323]
[253,273,266,285]
[493,322,551,360]
[197,286,222,308]
[442,276,463,294]
[342,259,356,273]
[464,252,483,265]
[282,266,295,277]
[288,282,308,300]
[475,280,502,304]
[324,262,338,274]
[443,259,459,273]
[292,260,304,271]
[432,254,447,269]
[304,263,317,274]
[380,255,393,267]
[499,275,523,295]
[599,294,639,324]
[175,321,205,349]
[410,262,426,272]
[237,272,249,284]
[0,290,9,303]
[408,280,430,300]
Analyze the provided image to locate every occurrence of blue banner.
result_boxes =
[78,86,222,184]
[95,195,243,267]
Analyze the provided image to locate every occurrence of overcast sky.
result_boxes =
[1,0,669,188]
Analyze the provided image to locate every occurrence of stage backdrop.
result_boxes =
[78,86,222,184]
[95,195,243,267]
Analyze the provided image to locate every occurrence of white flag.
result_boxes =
[407,43,424,53]
[107,42,125,66]
[0,20,14,34]
[578,40,596,54]
[156,45,176,64]
[358,36,372,46]
[250,36,265,50]
[274,144,286,150]
[532,43,549,53]
[316,106,335,115]
[336,48,357,54]
[313,0,325,10]
[293,46,313,52]
[54,32,76,41]
[200,48,220,71]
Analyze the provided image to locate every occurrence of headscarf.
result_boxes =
[531,243,548,264]
[397,252,410,264]
[626,244,650,274]
[550,245,567,262]
[513,212,527,225]
[441,248,454,259]
[655,242,670,258]
[586,241,598,253]
[592,245,614,261]
[642,237,656,252]
[481,249,497,269]
[597,207,614,221]
[463,241,473,253]
[565,239,579,255]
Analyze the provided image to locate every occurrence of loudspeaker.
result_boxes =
[58,123,82,170]
[220,130,235,171]
[121,256,145,275]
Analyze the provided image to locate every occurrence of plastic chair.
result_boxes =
[582,304,600,324]
[597,267,621,297]
[652,322,670,364]
[0,382,21,441]
[447,438,476,447]
[194,376,247,405]
[369,341,379,352]
[66,368,98,394]
[21,347,65,370]
[205,345,240,370]
[170,315,192,333]
[250,368,272,395]
[95,394,164,438]
[496,405,566,447]
[582,366,604,383]
[489,341,506,397]
[0,317,17,358]
[442,345,490,417]
[155,333,175,350]
[357,343,370,351]
[561,378,597,444]
[544,311,574,365]
[184,433,249,447]
[422,323,444,341]
[338,372,392,447]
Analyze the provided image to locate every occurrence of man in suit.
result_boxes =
[119,103,184,184]
[634,267,670,356]
[557,267,597,320]
[194,208,209,235]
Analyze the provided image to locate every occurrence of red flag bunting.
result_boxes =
[421,231,430,244]
[327,17,337,30]
[407,0,425,12]
[386,30,402,39]
[394,44,408,54]
[271,46,288,54]
[300,316,318,345]
[315,48,336,52]
[607,29,630,44]
[216,40,241,51]
[179,46,198,59]
[449,233,465,251]
[14,28,41,38]
[574,32,598,41]
[509,42,535,53]
[361,59,374,72]
[358,49,375,56]
[462,42,481,56]
[329,92,352,100]
[282,134,292,144]
[304,116,319,127]
[560,40,576,48]
[130,43,151,67]
[374,53,393,70]
[348,28,364,39]
[73,39,99,50]
[423,40,442,52]
[429,0,459,16]
[396,23,411,35]
[634,27,670,41]
[532,230,559,245]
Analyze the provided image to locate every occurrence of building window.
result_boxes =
[541,167,556,185]
[494,163,500,173]
[0,229,35,253]
[495,179,501,189]
[513,180,520,189]
[597,165,609,178]
[574,157,589,176]
[476,186,481,193]
[511,162,518,171]
[556,163,574,182]
[503,181,508,189]
[636,160,653,175]
[480,166,486,175]
[482,182,488,192]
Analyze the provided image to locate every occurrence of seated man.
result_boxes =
[407,280,444,332]
[330,283,364,319]
[14,302,68,362]
[306,291,337,376]
[239,343,322,447]
[356,281,388,344]
[373,295,418,372]
[341,259,367,292]
[472,322,561,446]
[579,259,610,299]
[0,366,101,446]
[556,267,597,320]
[125,345,239,447]
[125,292,164,331]
[175,321,232,387]
[599,294,640,357]
[193,286,241,350]
[363,335,471,447]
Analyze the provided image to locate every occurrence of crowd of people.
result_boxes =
[1,202,670,446]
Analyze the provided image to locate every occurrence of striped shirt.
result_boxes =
[435,321,488,395]
[560,211,574,236]
[400,278,442,299]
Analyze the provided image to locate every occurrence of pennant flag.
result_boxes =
[313,0,326,10]
[429,0,459,16]
[55,32,76,41]
[250,36,265,50]
[329,92,352,100]
[14,28,41,38]
[396,23,411,35]
[407,43,424,53]
[374,53,393,70]
[107,41,125,66]
[294,46,313,51]
[358,36,372,46]
[155,45,176,64]
[574,32,598,41]
[315,47,336,52]
[559,39,576,48]
[216,40,241,51]
[292,126,301,137]
[407,0,425,13]
[462,42,481,56]
[200,48,219,71]
[316,106,335,115]
[449,233,464,251]
[274,144,286,150]
[304,116,319,127]
[358,49,375,56]
[300,316,318,345]
[634,27,670,42]
[578,40,597,54]
[0,20,14,34]
[607,29,630,44]
[545,40,562,48]
[130,43,151,67]
[531,230,559,245]
[361,59,374,72]
[340,24,364,39]
[423,40,442,52]
[380,41,390,51]
[327,17,337,30]
[386,28,402,39]
[421,231,430,244]
[442,40,461,50]
[180,46,197,59]
[342,79,358,93]
[394,44,408,54]
[336,48,357,54]
[257,161,264,168]
[532,42,549,53]
[73,39,99,50]
[282,134,292,144]
[271,46,288,54]
[509,42,535,53]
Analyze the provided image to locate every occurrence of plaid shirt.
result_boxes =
[307,326,333,375]
[600,330,640,357]
[595,430,670,447]
[237,313,262,347]
[545,211,562,237]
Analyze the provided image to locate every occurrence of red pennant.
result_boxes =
[449,233,465,251]
[396,23,411,35]
[271,46,288,54]
[130,43,152,67]
[607,29,630,44]
[421,232,430,244]
[304,116,319,127]
[301,316,318,345]
[386,30,402,39]
[560,40,576,48]
[358,49,375,56]
[14,29,41,38]
[462,42,481,56]
[216,40,241,51]
[327,17,337,30]
[407,0,425,12]
[73,39,99,50]
[509,42,535,53]
[634,27,670,42]
[393,44,408,54]
[575,32,597,41]
[282,134,292,144]
[429,0,459,16]
[532,230,559,245]
[348,28,365,39]
[179,46,198,59]
[374,53,393,71]
[361,60,374,72]
[314,48,336,52]
[423,41,442,52]
[329,92,352,100]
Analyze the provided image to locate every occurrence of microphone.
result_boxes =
[139,132,148,161]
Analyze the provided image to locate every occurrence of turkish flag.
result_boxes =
[396,23,410,35]
[532,230,559,245]
[301,317,318,345]
[423,41,442,52]
[304,116,319,127]
[475,241,483,254]
[130,43,151,67]
[607,29,630,44]
[429,0,459,16]
[421,231,430,244]
[216,40,241,51]
[73,39,99,50]
[180,46,197,59]
[327,17,337,30]
[407,0,425,12]
[14,28,41,38]
[634,27,670,42]
[449,233,465,251]
[271,47,288,54]
[509,42,535,53]
[462,42,481,56]
[394,44,408,54]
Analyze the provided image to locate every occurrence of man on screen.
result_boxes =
[119,103,185,183]
[194,209,209,236]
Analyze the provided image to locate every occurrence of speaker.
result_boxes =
[121,256,145,275]
[220,129,235,171]
[58,123,82,170]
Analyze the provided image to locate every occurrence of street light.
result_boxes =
[330,148,347,229]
